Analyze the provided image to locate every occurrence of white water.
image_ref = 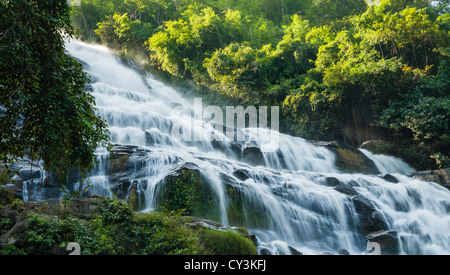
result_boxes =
[359,149,416,175]
[65,40,450,255]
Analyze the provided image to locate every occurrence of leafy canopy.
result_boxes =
[0,0,110,180]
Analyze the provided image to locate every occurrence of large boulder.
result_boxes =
[352,195,388,234]
[316,141,380,175]
[242,144,265,167]
[155,162,221,222]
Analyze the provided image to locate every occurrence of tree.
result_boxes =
[0,0,110,181]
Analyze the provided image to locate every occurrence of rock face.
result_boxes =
[410,169,450,189]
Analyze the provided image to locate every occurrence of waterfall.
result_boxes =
[63,40,450,255]
[359,149,416,175]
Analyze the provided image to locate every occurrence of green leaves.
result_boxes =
[0,0,110,183]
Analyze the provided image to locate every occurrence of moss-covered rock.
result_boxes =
[199,227,258,255]
[320,141,380,174]
[156,163,221,222]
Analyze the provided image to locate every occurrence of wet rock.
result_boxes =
[334,185,358,196]
[18,168,42,182]
[289,246,303,255]
[242,144,265,167]
[259,248,272,255]
[352,195,388,234]
[317,141,380,175]
[324,177,342,187]
[338,249,350,255]
[233,169,251,181]
[380,174,399,183]
[334,185,388,235]
[365,230,399,255]
[410,169,450,189]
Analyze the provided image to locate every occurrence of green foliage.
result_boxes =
[137,210,199,255]
[0,245,26,255]
[20,214,62,255]
[0,218,14,235]
[71,0,449,170]
[0,0,110,182]
[1,198,255,255]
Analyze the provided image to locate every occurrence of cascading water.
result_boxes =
[63,40,450,255]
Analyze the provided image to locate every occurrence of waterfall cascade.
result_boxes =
[45,40,450,255]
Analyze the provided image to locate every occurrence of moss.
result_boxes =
[157,168,221,222]
[330,141,379,174]
[198,228,258,255]
[225,186,272,229]
[336,148,365,170]
[110,155,130,174]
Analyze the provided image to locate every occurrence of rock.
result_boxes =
[18,167,42,182]
[410,169,450,189]
[156,162,221,222]
[365,230,399,255]
[233,169,250,181]
[379,174,399,184]
[334,185,358,196]
[259,248,272,255]
[338,249,350,255]
[324,177,342,187]
[84,84,94,92]
[334,185,388,234]
[225,183,272,229]
[317,141,380,175]
[352,195,388,234]
[289,246,303,255]
[242,144,265,167]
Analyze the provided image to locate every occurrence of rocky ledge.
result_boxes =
[410,169,450,189]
